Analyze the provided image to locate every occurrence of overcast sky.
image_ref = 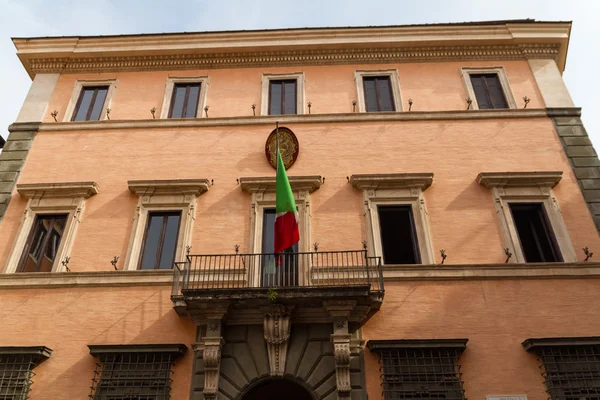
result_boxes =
[1,0,598,148]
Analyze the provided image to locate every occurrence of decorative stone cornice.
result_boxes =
[522,337,600,351]
[240,175,322,193]
[350,173,433,191]
[477,171,562,188]
[128,179,210,196]
[88,343,187,357]
[21,44,562,76]
[0,346,52,364]
[367,339,468,351]
[17,181,99,199]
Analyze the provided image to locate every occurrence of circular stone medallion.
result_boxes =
[265,126,299,170]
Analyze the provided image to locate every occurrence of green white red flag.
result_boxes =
[274,148,299,254]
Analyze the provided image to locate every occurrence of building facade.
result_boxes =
[1,19,600,400]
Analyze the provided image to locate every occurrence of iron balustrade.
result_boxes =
[172,250,383,295]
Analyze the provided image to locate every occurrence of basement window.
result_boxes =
[509,203,563,263]
[378,205,421,265]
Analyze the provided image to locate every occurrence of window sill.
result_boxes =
[0,269,174,289]
[382,261,600,281]
[39,108,549,132]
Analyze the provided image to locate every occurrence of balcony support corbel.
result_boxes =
[325,300,356,400]
[263,304,293,376]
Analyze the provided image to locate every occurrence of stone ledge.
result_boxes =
[382,262,600,281]
[240,175,322,193]
[477,171,562,188]
[37,109,550,132]
[0,269,174,289]
[17,181,100,199]
[128,179,210,196]
[522,337,600,351]
[350,173,433,191]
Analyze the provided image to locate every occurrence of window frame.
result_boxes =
[64,79,117,122]
[377,205,422,265]
[3,182,99,274]
[160,76,209,119]
[351,173,435,265]
[267,79,298,115]
[17,213,69,273]
[478,171,577,263]
[138,210,183,270]
[123,179,210,271]
[461,67,517,110]
[240,175,321,286]
[355,70,403,113]
[260,72,305,116]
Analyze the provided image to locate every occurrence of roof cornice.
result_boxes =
[13,22,571,78]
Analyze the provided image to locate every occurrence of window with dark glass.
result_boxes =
[261,208,298,287]
[18,214,67,273]
[523,338,600,400]
[469,74,508,109]
[510,203,562,263]
[363,76,395,112]
[378,205,420,264]
[368,340,467,400]
[168,83,201,118]
[139,211,181,270]
[269,80,297,115]
[72,86,109,121]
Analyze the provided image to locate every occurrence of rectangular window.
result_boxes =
[368,340,467,400]
[509,203,562,263]
[88,346,186,400]
[139,211,181,270]
[363,76,395,112]
[0,347,51,400]
[168,83,201,118]
[261,208,298,287]
[269,80,297,115]
[523,340,600,400]
[469,74,508,109]
[18,214,67,273]
[72,86,109,121]
[378,205,420,264]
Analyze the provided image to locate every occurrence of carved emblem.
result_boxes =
[265,126,299,170]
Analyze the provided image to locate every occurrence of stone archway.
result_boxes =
[241,378,315,400]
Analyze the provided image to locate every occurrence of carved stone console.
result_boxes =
[263,304,293,376]
[332,333,352,399]
[201,336,225,400]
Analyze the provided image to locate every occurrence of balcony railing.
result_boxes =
[172,250,383,295]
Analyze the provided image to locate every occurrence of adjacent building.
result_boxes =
[1,19,600,400]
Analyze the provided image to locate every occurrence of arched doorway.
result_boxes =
[241,378,315,400]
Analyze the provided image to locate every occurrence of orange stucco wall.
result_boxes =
[2,57,598,398]
[42,60,544,123]
[0,285,195,399]
[0,117,597,270]
[362,279,600,400]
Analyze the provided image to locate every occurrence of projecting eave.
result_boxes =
[12,21,572,79]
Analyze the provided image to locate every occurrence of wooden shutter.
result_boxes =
[269,81,283,115]
[376,77,395,112]
[470,75,492,109]
[283,81,297,114]
[484,75,508,109]
[363,78,379,112]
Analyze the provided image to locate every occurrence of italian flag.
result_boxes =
[274,148,299,254]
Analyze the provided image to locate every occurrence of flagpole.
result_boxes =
[275,121,279,173]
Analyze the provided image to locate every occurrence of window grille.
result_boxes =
[88,344,186,400]
[523,337,600,400]
[0,346,52,400]
[367,339,468,400]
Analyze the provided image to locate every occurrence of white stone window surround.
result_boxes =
[3,182,100,273]
[159,76,210,119]
[477,171,577,263]
[461,67,517,110]
[240,175,321,286]
[350,173,435,265]
[63,78,118,122]
[260,72,305,116]
[354,69,403,113]
[123,179,210,271]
